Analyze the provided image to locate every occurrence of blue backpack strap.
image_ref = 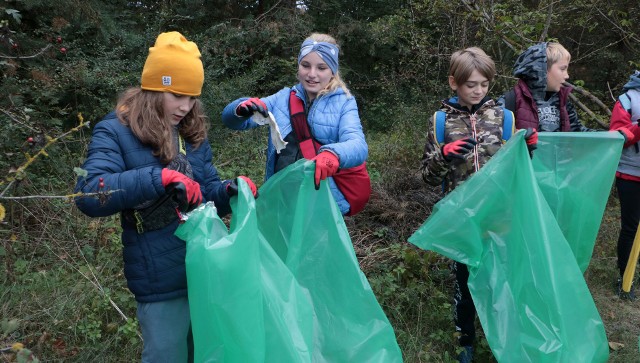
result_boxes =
[432,110,448,194]
[501,107,515,141]
[434,110,446,145]
[619,92,632,113]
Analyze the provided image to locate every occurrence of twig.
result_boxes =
[460,0,518,51]
[0,44,53,59]
[0,115,90,198]
[607,82,616,103]
[566,82,612,116]
[0,190,121,201]
[571,37,628,64]
[592,5,640,44]
[0,108,40,133]
[255,0,283,23]
[539,1,553,42]
[568,93,608,129]
[30,228,141,339]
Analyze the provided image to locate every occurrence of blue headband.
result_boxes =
[297,39,339,74]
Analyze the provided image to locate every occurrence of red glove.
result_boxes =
[524,127,538,152]
[236,97,268,118]
[442,138,476,161]
[161,169,202,210]
[226,175,259,198]
[313,151,339,189]
[524,128,538,145]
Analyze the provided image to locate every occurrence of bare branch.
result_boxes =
[0,189,121,201]
[568,93,608,129]
[459,0,518,51]
[567,82,612,116]
[0,108,40,133]
[255,0,284,23]
[0,44,53,59]
[539,1,553,42]
[1,115,90,197]
[592,5,640,45]
[607,82,617,103]
[571,36,629,64]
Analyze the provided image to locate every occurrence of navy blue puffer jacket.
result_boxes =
[74,112,231,302]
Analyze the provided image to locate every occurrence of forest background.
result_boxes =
[1,0,639,362]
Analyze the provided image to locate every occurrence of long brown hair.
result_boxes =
[115,87,208,163]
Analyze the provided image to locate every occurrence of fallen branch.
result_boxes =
[568,93,608,129]
[567,82,613,116]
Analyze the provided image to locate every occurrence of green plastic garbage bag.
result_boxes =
[409,131,619,363]
[176,160,403,363]
[532,132,622,272]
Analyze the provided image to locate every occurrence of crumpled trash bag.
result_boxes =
[176,160,403,363]
[408,131,621,363]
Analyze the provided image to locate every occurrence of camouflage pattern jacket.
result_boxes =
[421,97,507,193]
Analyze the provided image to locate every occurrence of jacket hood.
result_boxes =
[623,70,640,92]
[443,96,494,114]
[513,42,548,99]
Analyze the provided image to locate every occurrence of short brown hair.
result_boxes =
[449,47,496,86]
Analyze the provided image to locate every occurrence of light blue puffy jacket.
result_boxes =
[222,83,368,214]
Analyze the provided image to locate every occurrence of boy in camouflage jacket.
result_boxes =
[420,47,537,363]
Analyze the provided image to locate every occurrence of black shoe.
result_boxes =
[457,345,473,363]
[616,278,636,301]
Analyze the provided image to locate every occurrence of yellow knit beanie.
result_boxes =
[141,31,204,96]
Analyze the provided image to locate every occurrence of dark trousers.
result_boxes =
[453,261,476,346]
[616,177,640,277]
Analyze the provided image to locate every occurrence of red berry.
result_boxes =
[56,36,62,44]
[27,137,34,143]
[60,47,66,54]
[12,43,18,49]
[99,182,105,188]
[99,177,104,182]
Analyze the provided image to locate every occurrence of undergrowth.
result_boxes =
[1,109,638,362]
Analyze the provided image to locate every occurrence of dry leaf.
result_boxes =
[609,341,624,351]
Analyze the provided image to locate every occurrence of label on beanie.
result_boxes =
[162,76,172,86]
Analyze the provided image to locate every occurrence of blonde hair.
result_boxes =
[303,33,352,98]
[449,47,496,86]
[546,42,571,68]
[116,88,208,164]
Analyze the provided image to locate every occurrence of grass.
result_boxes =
[1,117,639,362]
[586,190,640,363]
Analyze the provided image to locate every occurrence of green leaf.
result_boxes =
[5,9,22,24]
[1,318,20,335]
[73,167,88,178]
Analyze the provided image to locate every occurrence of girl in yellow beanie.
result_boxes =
[74,31,257,362]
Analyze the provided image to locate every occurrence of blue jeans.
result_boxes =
[137,296,193,363]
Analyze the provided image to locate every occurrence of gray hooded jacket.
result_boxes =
[498,42,594,132]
